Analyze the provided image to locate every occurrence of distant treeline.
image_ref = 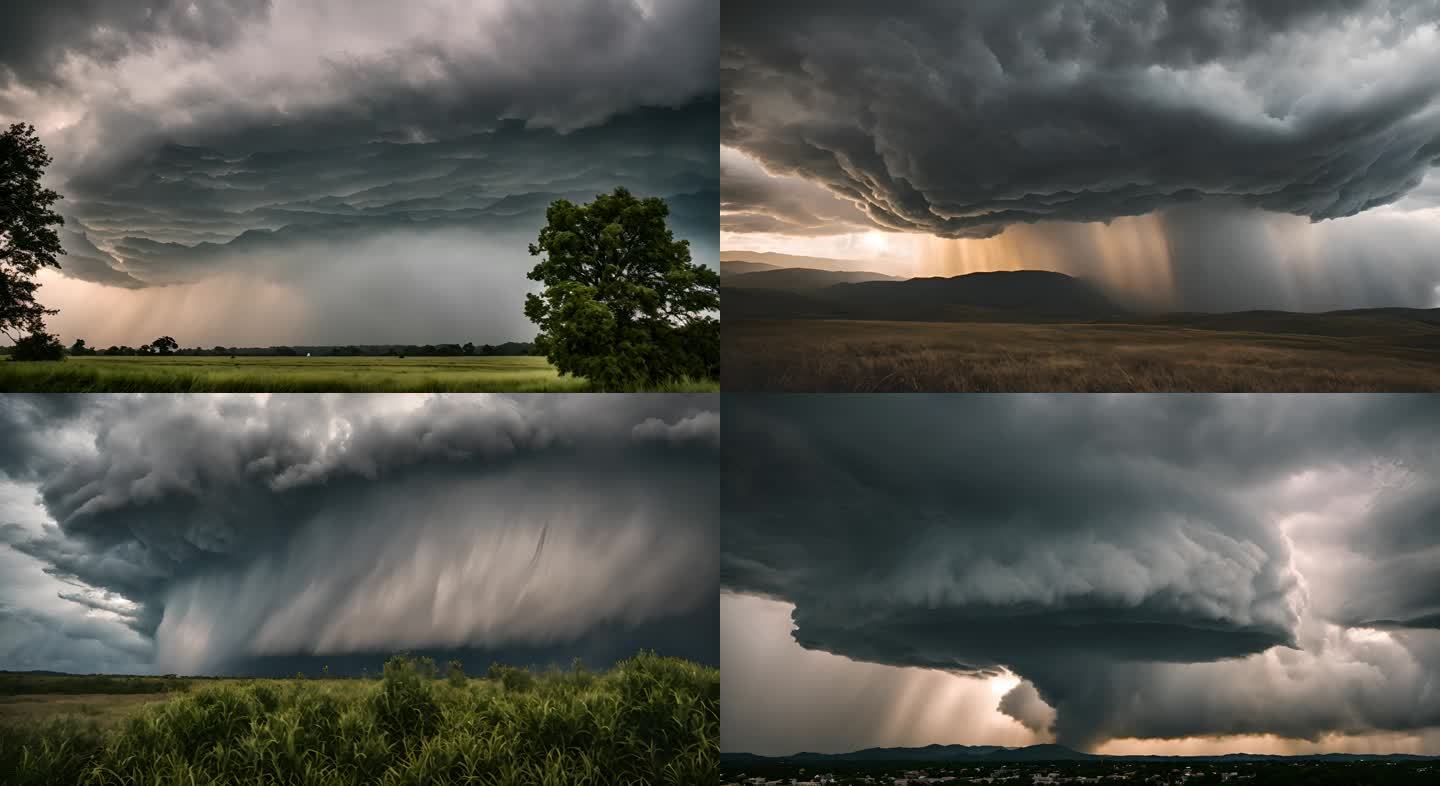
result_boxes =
[0,672,193,696]
[2,339,537,358]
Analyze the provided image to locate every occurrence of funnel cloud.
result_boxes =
[722,395,1440,753]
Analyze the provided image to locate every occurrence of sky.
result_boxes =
[721,0,1440,312]
[722,395,1440,756]
[0,393,719,676]
[0,0,718,347]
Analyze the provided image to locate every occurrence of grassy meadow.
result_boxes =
[723,318,1440,392]
[0,653,718,786]
[0,356,718,393]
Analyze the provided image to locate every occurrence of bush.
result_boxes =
[487,662,536,693]
[446,659,466,687]
[9,331,64,361]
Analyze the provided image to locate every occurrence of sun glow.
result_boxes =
[918,217,1179,310]
[989,671,1022,696]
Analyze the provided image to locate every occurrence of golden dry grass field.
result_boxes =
[722,318,1440,392]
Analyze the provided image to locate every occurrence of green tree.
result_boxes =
[524,188,719,390]
[147,336,178,355]
[10,330,63,360]
[1,123,65,349]
[69,338,87,355]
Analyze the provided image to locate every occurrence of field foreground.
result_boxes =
[723,318,1440,392]
[0,356,718,392]
[0,654,718,786]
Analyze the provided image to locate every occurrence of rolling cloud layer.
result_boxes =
[722,0,1440,238]
[723,395,1440,750]
[0,0,717,344]
[721,1,1440,311]
[0,394,719,675]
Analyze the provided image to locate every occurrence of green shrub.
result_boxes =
[445,660,465,687]
[0,653,717,785]
[8,331,65,361]
[486,663,535,693]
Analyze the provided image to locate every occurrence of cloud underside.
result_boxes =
[0,0,718,342]
[0,394,719,674]
[722,395,1440,748]
[721,0,1440,238]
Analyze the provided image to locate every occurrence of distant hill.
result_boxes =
[724,267,901,290]
[1109,308,1440,344]
[720,250,906,274]
[720,259,783,276]
[723,268,1440,338]
[723,269,1124,321]
[722,743,1440,765]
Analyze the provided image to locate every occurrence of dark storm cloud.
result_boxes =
[721,147,878,235]
[0,0,269,87]
[55,100,718,288]
[722,0,1440,238]
[0,0,718,343]
[722,395,1440,747]
[0,394,718,674]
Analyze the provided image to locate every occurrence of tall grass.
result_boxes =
[0,653,718,786]
[0,357,719,392]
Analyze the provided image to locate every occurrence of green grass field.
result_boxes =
[723,318,1440,392]
[0,356,718,393]
[0,654,718,785]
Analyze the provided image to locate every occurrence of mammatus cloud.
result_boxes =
[722,0,1440,239]
[0,394,719,674]
[722,395,1440,750]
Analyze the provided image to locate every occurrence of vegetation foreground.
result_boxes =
[0,355,718,393]
[722,318,1440,392]
[0,653,718,786]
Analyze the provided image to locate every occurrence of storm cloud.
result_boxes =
[722,0,1440,239]
[0,394,719,675]
[0,0,717,345]
[722,395,1440,750]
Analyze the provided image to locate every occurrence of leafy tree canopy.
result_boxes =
[524,188,719,390]
[0,123,65,347]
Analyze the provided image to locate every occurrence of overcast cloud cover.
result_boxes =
[0,0,717,346]
[721,0,1440,311]
[723,395,1440,753]
[0,394,719,675]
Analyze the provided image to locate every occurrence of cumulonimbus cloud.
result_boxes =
[722,395,1440,748]
[722,0,1440,238]
[0,394,719,674]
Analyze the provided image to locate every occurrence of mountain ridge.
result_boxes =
[721,743,1440,764]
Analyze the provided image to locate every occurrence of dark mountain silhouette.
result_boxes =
[720,259,782,276]
[985,744,1096,762]
[721,743,1440,765]
[828,271,1121,316]
[720,250,898,273]
[724,267,901,290]
[723,269,1125,321]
